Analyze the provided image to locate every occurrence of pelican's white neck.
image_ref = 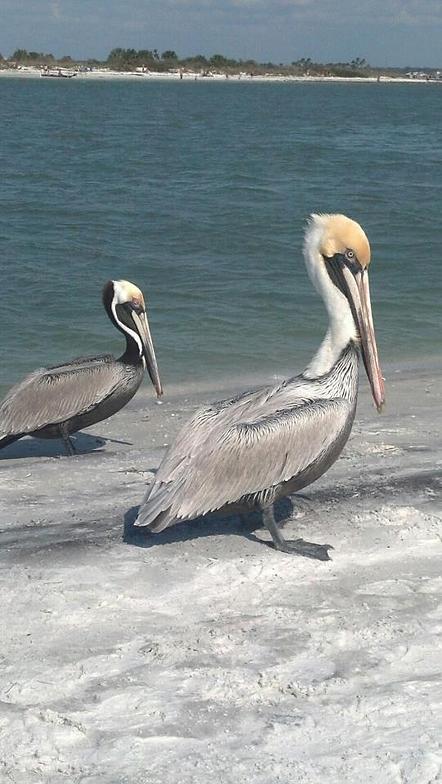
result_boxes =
[302,219,358,379]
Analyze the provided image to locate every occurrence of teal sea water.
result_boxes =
[0,78,440,396]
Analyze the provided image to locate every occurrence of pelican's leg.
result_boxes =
[261,505,333,561]
[59,424,76,456]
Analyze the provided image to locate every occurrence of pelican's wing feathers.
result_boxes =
[136,381,352,530]
[0,354,127,436]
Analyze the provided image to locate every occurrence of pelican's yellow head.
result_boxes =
[313,213,371,269]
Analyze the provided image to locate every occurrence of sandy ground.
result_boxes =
[0,66,438,84]
[0,361,441,784]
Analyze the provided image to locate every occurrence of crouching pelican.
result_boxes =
[135,214,384,559]
[0,280,162,455]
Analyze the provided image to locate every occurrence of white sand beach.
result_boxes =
[0,359,441,783]
[0,65,439,84]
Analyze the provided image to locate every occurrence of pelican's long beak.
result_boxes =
[131,310,163,397]
[356,270,385,411]
[341,266,385,411]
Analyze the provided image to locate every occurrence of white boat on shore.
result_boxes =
[40,68,77,79]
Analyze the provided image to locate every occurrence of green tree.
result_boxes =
[107,47,156,70]
[210,54,228,67]
[162,50,178,61]
[185,54,208,65]
[350,57,368,69]
[11,49,29,61]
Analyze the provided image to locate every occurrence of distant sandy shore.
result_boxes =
[0,358,441,783]
[0,65,440,84]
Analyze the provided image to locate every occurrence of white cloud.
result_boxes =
[1,0,442,65]
[50,0,61,19]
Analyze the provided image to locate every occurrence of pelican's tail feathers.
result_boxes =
[134,482,180,533]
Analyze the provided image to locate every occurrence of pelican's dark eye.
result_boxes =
[130,300,144,315]
[345,249,355,260]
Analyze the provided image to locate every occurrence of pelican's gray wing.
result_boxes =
[136,396,352,530]
[0,355,127,436]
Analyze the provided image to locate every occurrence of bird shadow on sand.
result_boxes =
[0,432,132,460]
[123,466,440,551]
[123,497,295,550]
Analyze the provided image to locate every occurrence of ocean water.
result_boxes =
[0,78,441,396]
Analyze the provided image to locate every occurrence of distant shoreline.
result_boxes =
[2,353,441,403]
[0,66,441,85]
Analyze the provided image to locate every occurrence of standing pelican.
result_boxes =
[0,280,162,455]
[135,214,385,559]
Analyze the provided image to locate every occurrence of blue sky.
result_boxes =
[1,0,441,67]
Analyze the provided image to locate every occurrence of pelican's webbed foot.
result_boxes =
[262,505,333,561]
[272,537,333,561]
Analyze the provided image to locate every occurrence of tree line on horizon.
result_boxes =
[0,48,432,77]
